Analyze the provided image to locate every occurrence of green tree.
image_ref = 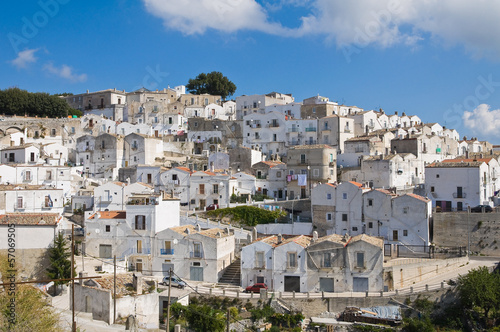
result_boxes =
[457,266,500,319]
[0,254,62,331]
[186,71,236,100]
[0,87,80,118]
[184,304,226,332]
[46,232,75,296]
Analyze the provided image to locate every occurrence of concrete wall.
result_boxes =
[74,284,112,323]
[384,256,469,289]
[0,248,49,279]
[433,211,500,256]
[256,223,313,236]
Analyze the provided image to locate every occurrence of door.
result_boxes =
[319,278,334,292]
[136,262,143,273]
[190,267,203,281]
[353,277,369,292]
[393,230,399,241]
[99,244,112,258]
[284,276,300,292]
[457,186,463,198]
[457,202,463,211]
[155,130,159,138]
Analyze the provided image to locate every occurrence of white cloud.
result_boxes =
[142,0,500,58]
[10,48,39,69]
[43,63,87,83]
[143,0,289,35]
[463,104,500,136]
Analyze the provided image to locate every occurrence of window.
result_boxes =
[393,230,398,241]
[273,134,277,141]
[356,252,364,268]
[368,222,373,229]
[137,240,142,254]
[213,184,219,194]
[256,251,265,268]
[323,253,331,267]
[276,171,282,178]
[17,197,23,209]
[199,184,205,195]
[403,230,408,236]
[313,169,319,177]
[327,193,332,200]
[101,141,105,149]
[329,154,334,162]
[25,171,31,181]
[368,199,373,206]
[436,174,439,178]
[172,174,178,181]
[352,227,358,232]
[287,252,297,268]
[342,214,348,222]
[135,215,146,230]
[105,225,110,232]
[300,154,306,164]
[30,152,35,162]
[46,171,52,180]
[71,127,75,134]
[430,186,435,192]
[147,174,152,184]
[342,193,348,200]
[51,129,56,137]
[326,213,332,221]
[193,243,202,258]
[403,207,409,214]
[168,117,173,124]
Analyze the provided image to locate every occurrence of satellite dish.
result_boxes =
[95,229,100,234]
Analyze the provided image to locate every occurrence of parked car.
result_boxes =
[162,276,186,289]
[470,205,493,213]
[245,283,268,293]
[206,204,219,211]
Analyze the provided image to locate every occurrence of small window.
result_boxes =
[276,171,282,178]
[323,253,331,267]
[352,227,358,232]
[327,193,332,200]
[135,215,146,230]
[436,174,440,178]
[403,230,408,236]
[287,252,297,268]
[431,186,435,192]
[342,193,348,200]
[342,214,348,222]
[105,225,110,232]
[368,199,373,206]
[356,252,364,268]
[368,222,373,229]
[326,213,332,221]
[403,207,409,214]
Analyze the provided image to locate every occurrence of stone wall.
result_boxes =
[433,211,500,256]
[0,248,49,280]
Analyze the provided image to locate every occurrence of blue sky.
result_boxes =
[2,0,500,143]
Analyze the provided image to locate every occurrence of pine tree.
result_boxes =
[46,232,74,296]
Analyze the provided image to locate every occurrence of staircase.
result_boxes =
[218,257,241,286]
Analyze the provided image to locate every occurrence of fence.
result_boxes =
[391,244,466,259]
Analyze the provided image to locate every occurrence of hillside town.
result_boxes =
[1,85,499,331]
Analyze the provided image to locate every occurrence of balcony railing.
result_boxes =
[190,251,203,258]
[160,249,174,255]
[452,192,467,198]
[288,128,299,132]
[305,127,317,132]
[268,123,280,128]
[125,248,151,255]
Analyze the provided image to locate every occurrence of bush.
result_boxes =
[206,206,286,226]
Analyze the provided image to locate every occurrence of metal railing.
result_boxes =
[190,251,204,258]
[160,249,174,255]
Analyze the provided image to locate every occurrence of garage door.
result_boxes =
[319,278,334,292]
[353,277,369,292]
[284,276,300,292]
[99,244,112,258]
[190,267,203,281]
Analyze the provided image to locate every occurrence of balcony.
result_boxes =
[268,123,280,128]
[160,249,174,255]
[190,251,203,259]
[288,128,299,133]
[124,247,151,255]
[452,192,467,198]
[305,127,317,132]
[127,197,159,205]
[41,203,53,210]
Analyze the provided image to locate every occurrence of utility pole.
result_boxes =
[114,255,117,324]
[71,224,76,332]
[227,308,230,332]
[166,268,172,331]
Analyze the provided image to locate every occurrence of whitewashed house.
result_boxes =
[189,171,231,209]
[153,224,235,282]
[251,161,287,200]
[93,182,154,211]
[1,144,41,164]
[160,167,192,207]
[0,184,64,215]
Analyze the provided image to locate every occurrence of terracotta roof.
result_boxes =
[314,233,345,245]
[198,228,232,238]
[279,235,312,248]
[290,144,335,150]
[349,234,383,248]
[374,188,396,196]
[88,211,126,220]
[175,167,193,173]
[349,181,363,188]
[326,183,336,188]
[1,144,37,151]
[260,161,285,168]
[136,182,154,188]
[403,193,430,203]
[427,161,484,168]
[441,158,493,164]
[0,213,61,226]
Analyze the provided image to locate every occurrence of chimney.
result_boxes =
[394,111,398,115]
[252,227,258,241]
[277,234,283,244]
[312,231,318,242]
[195,224,201,232]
